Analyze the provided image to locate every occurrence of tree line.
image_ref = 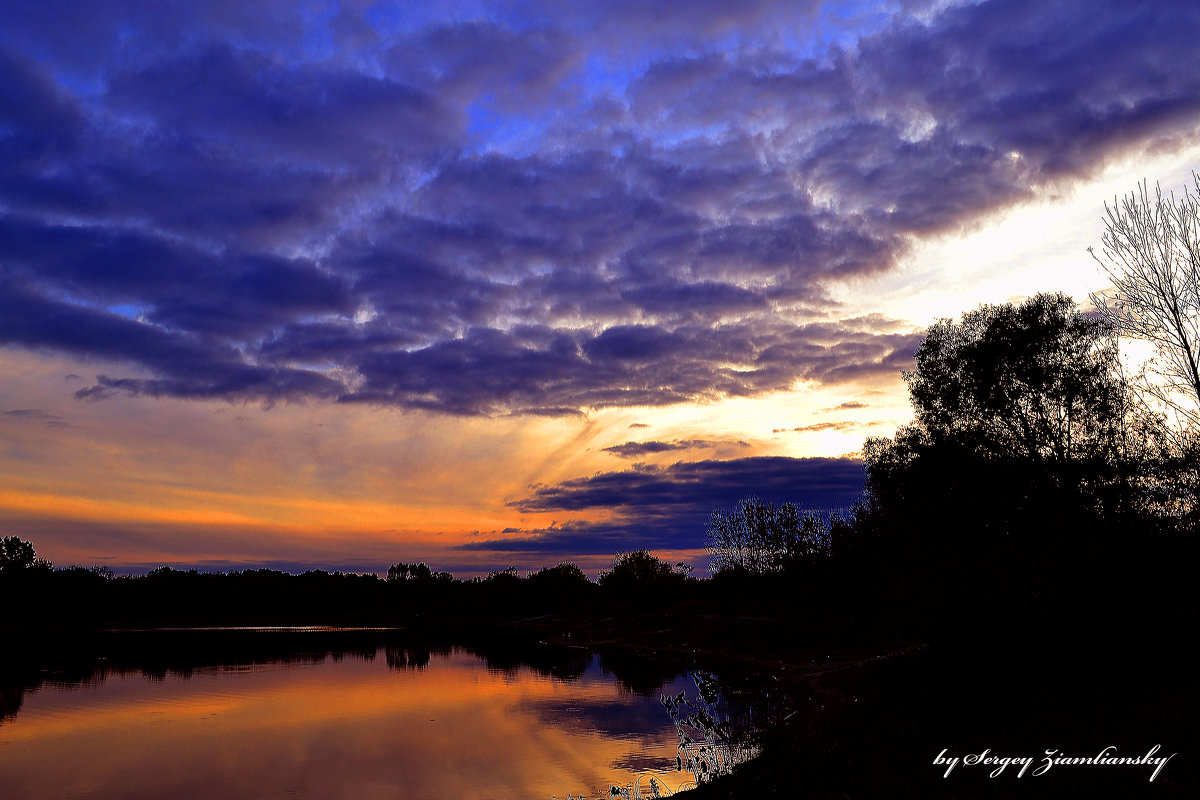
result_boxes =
[0,537,706,630]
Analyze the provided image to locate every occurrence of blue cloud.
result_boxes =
[459,456,865,558]
[1,1,1197,414]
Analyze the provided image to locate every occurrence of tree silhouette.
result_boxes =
[598,550,689,592]
[862,293,1138,546]
[706,496,831,575]
[526,562,591,591]
[386,562,450,583]
[904,292,1128,464]
[0,536,51,576]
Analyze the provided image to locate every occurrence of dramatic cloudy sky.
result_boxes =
[3,0,1199,574]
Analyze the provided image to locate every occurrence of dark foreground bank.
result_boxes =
[4,542,1194,799]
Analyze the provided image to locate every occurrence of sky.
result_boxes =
[2,0,1200,576]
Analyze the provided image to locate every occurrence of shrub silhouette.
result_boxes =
[598,550,689,593]
[527,562,591,592]
[706,496,835,575]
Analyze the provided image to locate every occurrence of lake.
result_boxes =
[0,631,712,799]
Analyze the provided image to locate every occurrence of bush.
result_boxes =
[527,562,591,589]
[598,550,690,592]
[706,496,834,575]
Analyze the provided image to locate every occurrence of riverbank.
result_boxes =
[495,595,1193,800]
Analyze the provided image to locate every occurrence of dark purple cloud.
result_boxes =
[2,1,1198,415]
[385,22,581,112]
[460,455,865,558]
[512,456,864,513]
[109,45,457,164]
[347,321,921,415]
[0,278,342,402]
[3,408,70,428]
[601,439,750,458]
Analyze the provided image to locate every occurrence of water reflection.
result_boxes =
[662,671,768,789]
[0,633,702,799]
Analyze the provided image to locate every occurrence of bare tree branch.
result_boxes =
[1089,174,1200,438]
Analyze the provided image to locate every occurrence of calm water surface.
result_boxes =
[0,637,701,799]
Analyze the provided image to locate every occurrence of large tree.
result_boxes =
[904,292,1129,464]
[1090,176,1200,435]
[863,293,1138,542]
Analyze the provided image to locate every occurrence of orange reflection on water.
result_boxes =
[0,649,693,799]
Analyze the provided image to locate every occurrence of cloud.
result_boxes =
[511,456,864,513]
[2,1,1198,415]
[459,456,865,560]
[823,401,869,411]
[601,439,750,458]
[344,321,923,415]
[2,408,70,428]
[109,45,457,162]
[0,279,344,403]
[384,22,582,112]
[772,420,880,434]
